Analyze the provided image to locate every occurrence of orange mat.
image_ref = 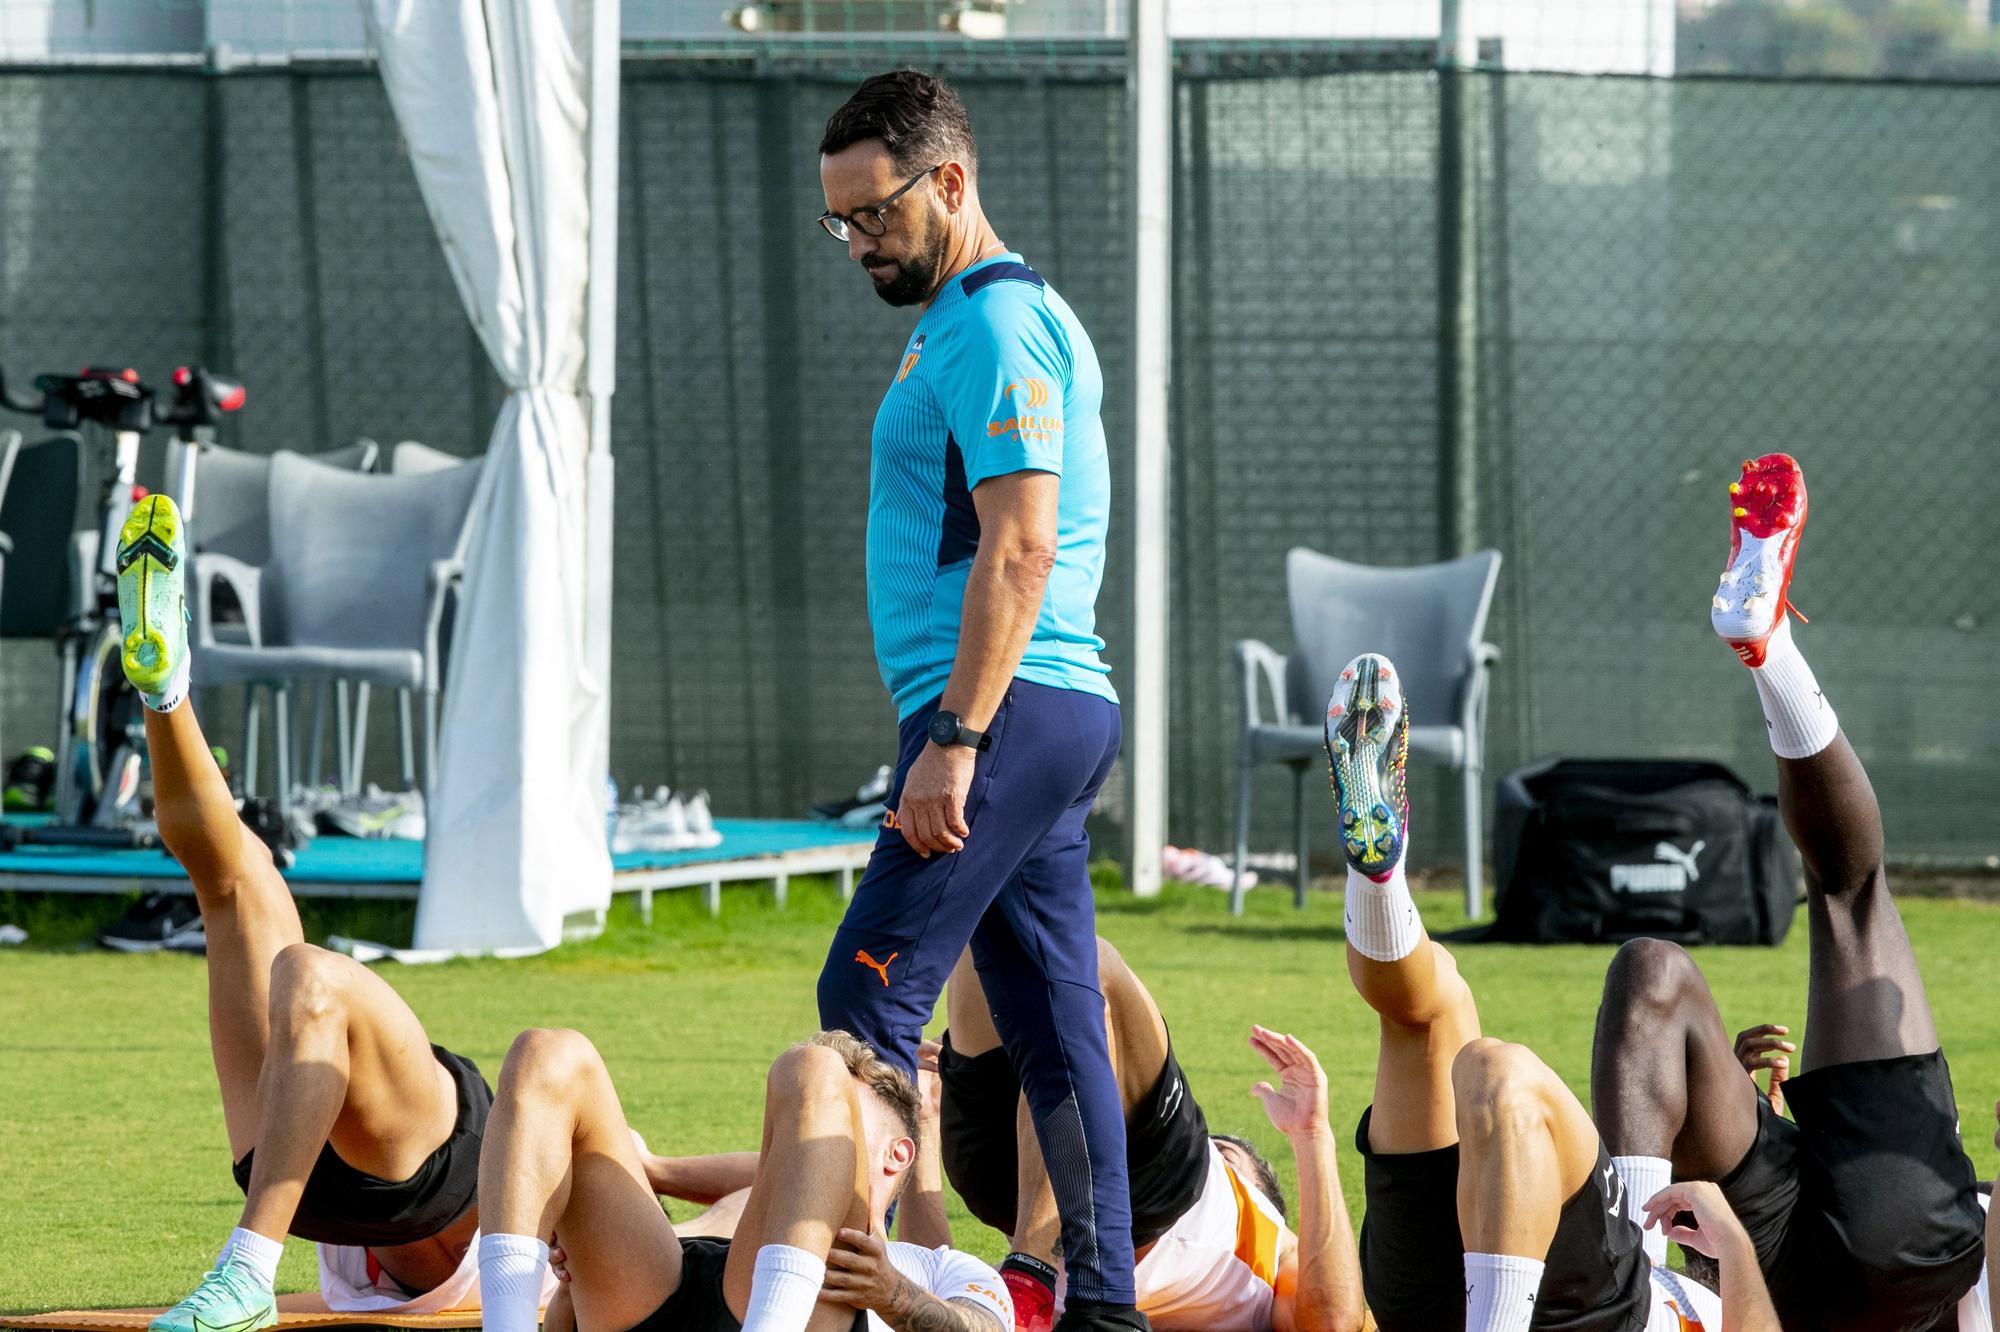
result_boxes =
[2,1308,486,1330]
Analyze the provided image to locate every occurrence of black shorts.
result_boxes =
[938,1031,1211,1249]
[232,1043,490,1248]
[628,1238,863,1332]
[1353,1106,1648,1332]
[1716,1049,1985,1332]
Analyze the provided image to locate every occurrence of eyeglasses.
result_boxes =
[818,165,941,241]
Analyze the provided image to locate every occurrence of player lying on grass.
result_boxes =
[1327,651,1775,1331]
[927,941,1362,1332]
[473,1027,1012,1332]
[1589,455,1988,1332]
[115,495,549,1332]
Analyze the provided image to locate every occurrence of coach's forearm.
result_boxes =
[1718,1230,1781,1332]
[646,1151,760,1203]
[940,540,1052,731]
[1287,1127,1367,1332]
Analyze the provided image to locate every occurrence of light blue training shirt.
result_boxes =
[866,252,1118,720]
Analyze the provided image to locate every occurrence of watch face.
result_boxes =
[928,712,958,745]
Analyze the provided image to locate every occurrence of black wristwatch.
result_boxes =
[927,709,991,752]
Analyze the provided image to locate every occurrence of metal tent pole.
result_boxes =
[1128,0,1171,899]
[585,0,621,798]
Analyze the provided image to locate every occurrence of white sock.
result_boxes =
[142,651,191,714]
[477,1233,549,1332]
[1750,618,1838,760]
[1343,859,1422,962]
[218,1227,282,1286]
[1464,1253,1544,1332]
[1611,1155,1671,1265]
[739,1244,826,1332]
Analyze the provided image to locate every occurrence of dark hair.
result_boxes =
[819,69,978,178]
[1213,1134,1287,1224]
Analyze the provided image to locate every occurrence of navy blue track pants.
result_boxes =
[816,680,1133,1305]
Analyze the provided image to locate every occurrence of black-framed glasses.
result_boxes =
[818,164,941,241]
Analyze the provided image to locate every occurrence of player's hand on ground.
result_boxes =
[1732,1023,1793,1111]
[824,1225,907,1313]
[896,743,973,857]
[1249,1025,1330,1140]
[1640,1181,1751,1259]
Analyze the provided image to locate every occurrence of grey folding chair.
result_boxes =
[388,439,466,475]
[1230,547,1501,918]
[191,453,483,818]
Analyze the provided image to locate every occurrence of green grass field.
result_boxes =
[6,875,2000,1315]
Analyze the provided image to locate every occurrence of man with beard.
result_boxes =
[810,69,1137,1332]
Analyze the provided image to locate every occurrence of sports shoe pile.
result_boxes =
[611,786,722,854]
[810,764,895,829]
[99,892,205,954]
[1161,845,1256,890]
[320,784,426,841]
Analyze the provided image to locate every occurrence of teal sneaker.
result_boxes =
[117,493,190,709]
[148,1263,278,1332]
[1323,652,1410,879]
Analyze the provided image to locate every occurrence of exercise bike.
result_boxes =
[0,364,244,849]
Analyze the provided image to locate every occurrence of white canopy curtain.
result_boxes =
[365,0,612,952]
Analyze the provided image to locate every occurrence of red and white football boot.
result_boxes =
[1711,453,1808,668]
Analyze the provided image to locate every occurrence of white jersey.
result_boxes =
[1954,1194,1991,1332]
[1644,1265,1723,1330]
[1124,1141,1292,1331]
[871,1244,1012,1332]
[316,1234,557,1314]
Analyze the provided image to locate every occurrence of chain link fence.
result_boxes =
[0,2,1994,868]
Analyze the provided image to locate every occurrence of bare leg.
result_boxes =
[148,698,301,1160]
[236,944,459,1244]
[1590,938,1763,1180]
[1349,934,1482,1155]
[720,1044,876,1332]
[1453,1039,1602,1257]
[677,1188,752,1240]
[480,1029,683,1332]
[1784,734,1938,1069]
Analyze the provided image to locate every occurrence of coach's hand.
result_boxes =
[1250,1025,1330,1140]
[1733,1023,1793,1113]
[897,743,974,858]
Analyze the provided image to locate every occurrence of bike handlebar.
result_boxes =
[0,363,245,433]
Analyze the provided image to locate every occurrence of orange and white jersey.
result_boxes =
[1130,1140,1292,1331]
[1645,1266,1722,1331]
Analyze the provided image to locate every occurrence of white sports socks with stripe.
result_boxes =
[477,1233,549,1332]
[739,1244,827,1332]
[1748,618,1838,760]
[1611,1155,1671,1264]
[1464,1252,1544,1332]
[1343,859,1423,963]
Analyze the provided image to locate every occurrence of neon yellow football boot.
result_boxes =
[117,493,191,710]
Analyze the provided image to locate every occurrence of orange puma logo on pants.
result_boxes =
[855,948,898,987]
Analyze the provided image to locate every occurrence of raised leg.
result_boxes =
[1784,734,1937,1070]
[236,944,459,1244]
[1453,1039,1602,1259]
[721,1043,879,1332]
[480,1028,683,1332]
[1590,938,1763,1181]
[147,698,302,1160]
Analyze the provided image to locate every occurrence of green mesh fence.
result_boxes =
[1,9,1996,869]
